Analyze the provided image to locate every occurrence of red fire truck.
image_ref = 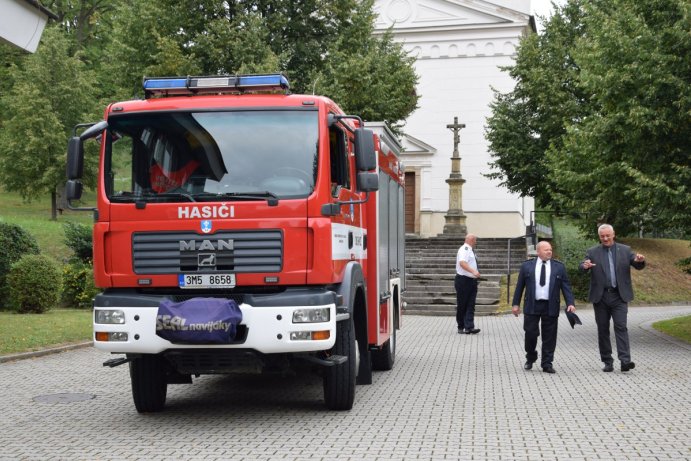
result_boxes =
[66,74,405,412]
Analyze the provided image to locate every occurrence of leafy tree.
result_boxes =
[103,0,418,125]
[0,27,99,220]
[549,0,691,235]
[485,0,590,207]
[0,42,25,107]
[314,4,419,131]
[47,0,119,51]
[486,0,690,236]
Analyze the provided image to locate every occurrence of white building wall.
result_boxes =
[374,0,535,238]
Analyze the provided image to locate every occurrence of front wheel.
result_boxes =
[323,319,356,410]
[129,354,168,413]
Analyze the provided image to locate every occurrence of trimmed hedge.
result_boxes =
[7,254,62,314]
[0,222,40,306]
[62,260,98,309]
[63,221,93,263]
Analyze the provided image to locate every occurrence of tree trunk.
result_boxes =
[51,190,58,221]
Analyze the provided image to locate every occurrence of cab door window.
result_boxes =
[329,126,350,197]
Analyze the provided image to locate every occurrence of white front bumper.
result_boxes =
[94,303,336,354]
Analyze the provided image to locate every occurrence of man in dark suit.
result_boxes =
[512,241,576,374]
[580,224,645,372]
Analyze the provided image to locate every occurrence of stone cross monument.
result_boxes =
[441,116,468,236]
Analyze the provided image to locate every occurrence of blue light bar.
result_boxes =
[142,74,290,98]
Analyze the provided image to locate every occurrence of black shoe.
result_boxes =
[542,366,556,374]
[602,364,614,372]
[524,361,533,370]
[621,361,636,372]
[464,328,480,334]
[457,328,463,334]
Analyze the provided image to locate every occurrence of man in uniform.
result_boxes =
[455,234,481,334]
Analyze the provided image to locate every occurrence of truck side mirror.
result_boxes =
[65,180,83,201]
[354,128,376,171]
[356,172,379,192]
[66,137,84,180]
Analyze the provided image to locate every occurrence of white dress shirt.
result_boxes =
[534,259,551,301]
[456,244,477,277]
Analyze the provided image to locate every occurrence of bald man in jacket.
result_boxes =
[512,241,576,374]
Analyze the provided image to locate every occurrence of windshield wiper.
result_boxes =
[153,192,196,202]
[125,192,197,207]
[196,191,279,206]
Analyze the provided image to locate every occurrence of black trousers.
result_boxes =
[594,289,630,364]
[524,311,559,368]
[455,274,478,330]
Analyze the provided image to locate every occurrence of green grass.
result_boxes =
[623,238,691,304]
[0,190,94,261]
[0,190,95,355]
[653,315,691,344]
[0,309,92,354]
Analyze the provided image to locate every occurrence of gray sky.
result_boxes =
[530,0,567,31]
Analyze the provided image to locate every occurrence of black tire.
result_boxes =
[371,326,396,371]
[323,319,356,410]
[129,354,168,413]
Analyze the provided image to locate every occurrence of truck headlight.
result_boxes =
[292,308,330,323]
[95,309,125,324]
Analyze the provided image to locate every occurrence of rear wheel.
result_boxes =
[129,354,168,413]
[323,319,356,410]
[371,326,396,371]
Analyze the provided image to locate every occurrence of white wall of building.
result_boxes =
[374,0,535,238]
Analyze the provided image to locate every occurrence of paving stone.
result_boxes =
[0,305,689,460]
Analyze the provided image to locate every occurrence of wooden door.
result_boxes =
[404,172,415,233]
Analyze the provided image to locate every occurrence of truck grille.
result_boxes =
[132,230,282,274]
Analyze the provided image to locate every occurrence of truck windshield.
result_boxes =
[105,110,318,202]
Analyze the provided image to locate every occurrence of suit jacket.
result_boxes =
[580,242,645,303]
[512,259,575,317]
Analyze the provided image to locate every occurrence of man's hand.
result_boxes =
[634,253,645,263]
[581,259,596,270]
[566,305,575,313]
[512,305,520,317]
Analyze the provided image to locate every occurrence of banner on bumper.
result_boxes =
[156,297,242,344]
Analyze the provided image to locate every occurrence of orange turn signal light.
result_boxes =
[311,330,330,341]
[95,331,109,342]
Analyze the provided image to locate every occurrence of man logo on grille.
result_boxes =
[198,253,216,267]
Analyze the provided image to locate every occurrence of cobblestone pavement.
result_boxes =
[1,305,690,461]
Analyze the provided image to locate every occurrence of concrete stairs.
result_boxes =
[403,235,527,316]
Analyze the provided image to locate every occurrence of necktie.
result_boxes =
[608,248,617,287]
[539,260,546,286]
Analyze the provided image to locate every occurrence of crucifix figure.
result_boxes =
[441,116,468,236]
[447,116,465,159]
